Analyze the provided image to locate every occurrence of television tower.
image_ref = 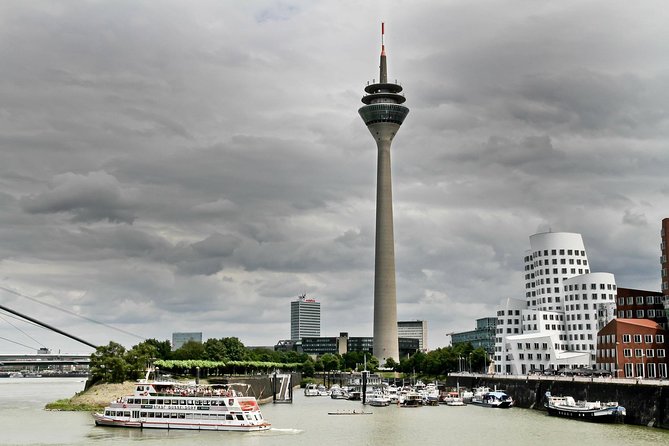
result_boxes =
[358,23,409,363]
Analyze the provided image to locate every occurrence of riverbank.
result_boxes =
[45,381,136,411]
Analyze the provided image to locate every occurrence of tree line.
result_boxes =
[89,337,488,383]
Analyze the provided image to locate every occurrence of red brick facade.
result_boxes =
[596,319,668,378]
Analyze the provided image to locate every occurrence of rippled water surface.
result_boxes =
[1,378,668,446]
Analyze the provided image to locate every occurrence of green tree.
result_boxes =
[301,359,315,377]
[382,357,398,370]
[320,353,341,372]
[142,338,172,360]
[172,340,206,360]
[90,341,129,383]
[220,337,247,361]
[203,338,227,361]
[124,341,159,379]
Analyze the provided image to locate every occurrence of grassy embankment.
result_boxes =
[45,381,136,411]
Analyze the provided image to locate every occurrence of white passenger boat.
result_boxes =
[544,392,625,423]
[442,391,466,406]
[304,383,320,396]
[470,387,513,408]
[367,389,391,407]
[93,372,270,431]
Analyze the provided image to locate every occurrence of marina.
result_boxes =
[2,378,669,446]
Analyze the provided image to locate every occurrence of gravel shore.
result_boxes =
[70,382,137,407]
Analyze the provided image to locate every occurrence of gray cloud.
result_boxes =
[1,1,668,352]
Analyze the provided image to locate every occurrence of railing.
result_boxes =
[448,371,669,386]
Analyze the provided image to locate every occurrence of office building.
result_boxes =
[171,332,202,351]
[596,319,667,378]
[397,320,428,351]
[451,317,497,354]
[290,295,320,341]
[615,288,667,330]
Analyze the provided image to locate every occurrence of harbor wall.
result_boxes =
[445,374,669,429]
[210,373,301,403]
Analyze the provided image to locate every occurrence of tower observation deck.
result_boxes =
[358,23,409,364]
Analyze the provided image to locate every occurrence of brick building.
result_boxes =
[615,288,667,330]
[596,318,668,378]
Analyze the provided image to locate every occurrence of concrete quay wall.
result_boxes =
[446,373,669,429]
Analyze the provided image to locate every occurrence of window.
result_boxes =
[634,334,642,343]
[636,363,644,378]
[658,349,666,358]
[646,349,654,357]
[623,349,632,357]
[635,349,643,357]
[625,363,633,377]
[657,335,665,343]
[622,334,631,343]
[645,335,653,343]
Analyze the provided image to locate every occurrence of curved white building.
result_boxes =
[495,231,617,375]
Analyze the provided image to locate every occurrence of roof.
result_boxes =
[613,318,662,329]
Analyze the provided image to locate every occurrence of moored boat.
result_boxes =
[441,391,466,406]
[470,387,513,408]
[93,370,270,431]
[399,390,423,407]
[544,392,625,423]
[304,383,320,396]
[367,389,391,407]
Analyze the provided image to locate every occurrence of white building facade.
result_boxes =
[494,232,617,375]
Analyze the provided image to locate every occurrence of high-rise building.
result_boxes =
[397,320,428,352]
[290,295,320,341]
[171,332,202,351]
[660,218,669,320]
[494,231,617,375]
[358,23,409,363]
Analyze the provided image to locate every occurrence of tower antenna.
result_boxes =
[381,22,385,51]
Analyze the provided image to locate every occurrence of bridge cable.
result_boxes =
[0,313,47,348]
[0,285,145,341]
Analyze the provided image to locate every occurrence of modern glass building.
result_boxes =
[171,332,202,351]
[451,317,496,354]
[290,295,321,341]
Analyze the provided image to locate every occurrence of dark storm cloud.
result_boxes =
[20,171,137,223]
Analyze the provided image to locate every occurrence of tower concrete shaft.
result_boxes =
[358,24,409,363]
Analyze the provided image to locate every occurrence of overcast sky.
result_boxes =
[1,1,668,354]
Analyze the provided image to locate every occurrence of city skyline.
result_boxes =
[1,1,669,353]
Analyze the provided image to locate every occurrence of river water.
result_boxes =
[2,378,668,446]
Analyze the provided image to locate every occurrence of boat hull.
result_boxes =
[546,406,625,423]
[93,414,271,431]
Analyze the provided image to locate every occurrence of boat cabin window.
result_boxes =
[236,415,244,421]
[226,414,234,420]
